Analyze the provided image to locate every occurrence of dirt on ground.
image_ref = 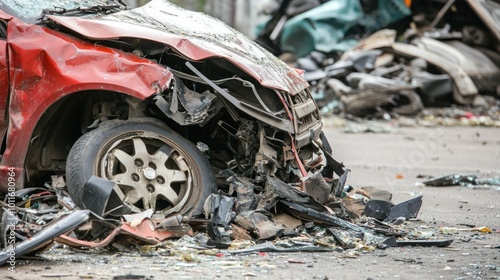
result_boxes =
[4,124,500,280]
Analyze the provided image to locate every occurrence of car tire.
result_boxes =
[66,119,216,217]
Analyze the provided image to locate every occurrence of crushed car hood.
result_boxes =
[45,0,308,94]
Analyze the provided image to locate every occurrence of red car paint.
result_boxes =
[0,16,173,192]
[0,0,314,192]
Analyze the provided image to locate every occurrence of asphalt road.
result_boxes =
[4,123,500,280]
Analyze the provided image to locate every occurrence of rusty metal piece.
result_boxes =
[230,224,253,241]
[234,210,295,240]
[303,171,332,204]
[272,213,302,230]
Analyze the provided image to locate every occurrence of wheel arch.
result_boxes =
[24,90,155,186]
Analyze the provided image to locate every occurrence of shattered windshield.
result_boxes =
[0,0,127,22]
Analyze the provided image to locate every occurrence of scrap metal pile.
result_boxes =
[310,27,500,118]
[2,169,438,265]
[258,0,500,119]
[0,0,464,266]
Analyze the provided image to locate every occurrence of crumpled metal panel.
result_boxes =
[343,29,479,101]
[280,0,411,57]
[45,0,309,95]
[0,18,172,193]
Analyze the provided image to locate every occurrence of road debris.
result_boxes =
[440,227,493,234]
[1,164,458,266]
[396,239,454,247]
[0,0,482,270]
[0,210,90,266]
[423,174,500,189]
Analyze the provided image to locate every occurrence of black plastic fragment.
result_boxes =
[364,199,392,220]
[206,194,235,245]
[423,174,478,186]
[82,176,128,217]
[378,236,398,249]
[384,196,423,222]
[229,241,334,254]
[397,239,453,247]
[334,168,351,198]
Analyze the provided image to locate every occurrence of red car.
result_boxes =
[0,0,338,218]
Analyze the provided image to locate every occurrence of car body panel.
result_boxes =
[0,0,329,197]
[46,0,309,95]
[0,17,173,192]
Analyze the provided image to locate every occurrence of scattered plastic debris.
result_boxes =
[423,174,500,189]
[4,0,492,270]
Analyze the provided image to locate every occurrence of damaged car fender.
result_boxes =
[45,0,309,94]
[0,17,173,192]
[0,0,341,227]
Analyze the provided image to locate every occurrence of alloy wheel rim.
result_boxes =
[99,133,193,215]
